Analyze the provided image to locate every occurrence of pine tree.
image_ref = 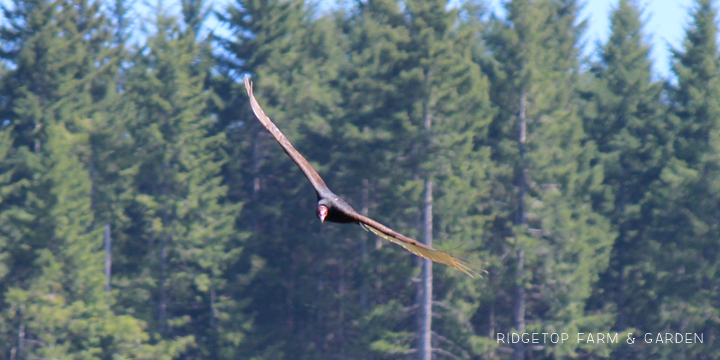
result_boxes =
[2,123,186,359]
[578,1,669,358]
[0,0,108,307]
[483,0,613,358]
[122,7,246,358]
[0,56,14,293]
[0,124,14,324]
[217,0,349,357]
[334,1,419,357]
[110,0,134,46]
[404,1,493,359]
[0,0,133,235]
[642,0,720,357]
[0,1,186,357]
[330,1,495,358]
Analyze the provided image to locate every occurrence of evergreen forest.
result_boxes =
[0,0,718,359]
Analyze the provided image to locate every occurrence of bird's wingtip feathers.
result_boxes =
[360,222,480,277]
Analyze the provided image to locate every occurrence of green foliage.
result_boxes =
[0,1,192,358]
[122,7,246,358]
[579,2,670,359]
[2,124,184,359]
[482,0,614,358]
[0,0,715,359]
[638,0,720,357]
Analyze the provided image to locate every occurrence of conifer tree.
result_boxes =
[123,7,245,358]
[0,0,110,299]
[0,124,13,318]
[217,0,348,357]
[333,1,494,358]
[0,0,133,235]
[0,1,185,357]
[483,0,613,358]
[405,1,493,359]
[334,1,418,357]
[1,123,186,359]
[0,0,114,304]
[643,0,720,357]
[111,0,134,46]
[579,1,669,358]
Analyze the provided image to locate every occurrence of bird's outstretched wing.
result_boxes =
[351,213,478,277]
[244,76,476,277]
[244,76,331,197]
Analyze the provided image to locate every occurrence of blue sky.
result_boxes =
[461,0,696,78]
[576,0,695,79]
[164,0,698,79]
[484,0,697,79]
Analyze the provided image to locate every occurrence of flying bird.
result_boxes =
[244,76,475,277]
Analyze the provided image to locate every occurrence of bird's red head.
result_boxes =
[317,205,329,223]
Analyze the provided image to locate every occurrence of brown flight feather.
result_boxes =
[244,76,476,277]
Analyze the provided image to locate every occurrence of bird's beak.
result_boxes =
[317,205,328,223]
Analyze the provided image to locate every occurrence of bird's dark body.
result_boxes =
[243,76,475,276]
[318,193,358,224]
[326,207,357,223]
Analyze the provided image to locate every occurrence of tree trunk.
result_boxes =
[338,254,345,357]
[418,68,433,360]
[616,174,627,360]
[512,248,525,360]
[516,91,527,227]
[419,179,433,360]
[512,91,528,360]
[34,122,40,153]
[158,159,170,334]
[159,235,168,334]
[360,178,369,314]
[251,130,263,232]
[105,224,111,292]
[489,289,495,339]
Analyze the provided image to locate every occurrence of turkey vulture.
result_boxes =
[244,76,475,277]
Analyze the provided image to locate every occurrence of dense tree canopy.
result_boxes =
[0,0,717,359]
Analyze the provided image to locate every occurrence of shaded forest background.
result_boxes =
[0,0,718,359]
